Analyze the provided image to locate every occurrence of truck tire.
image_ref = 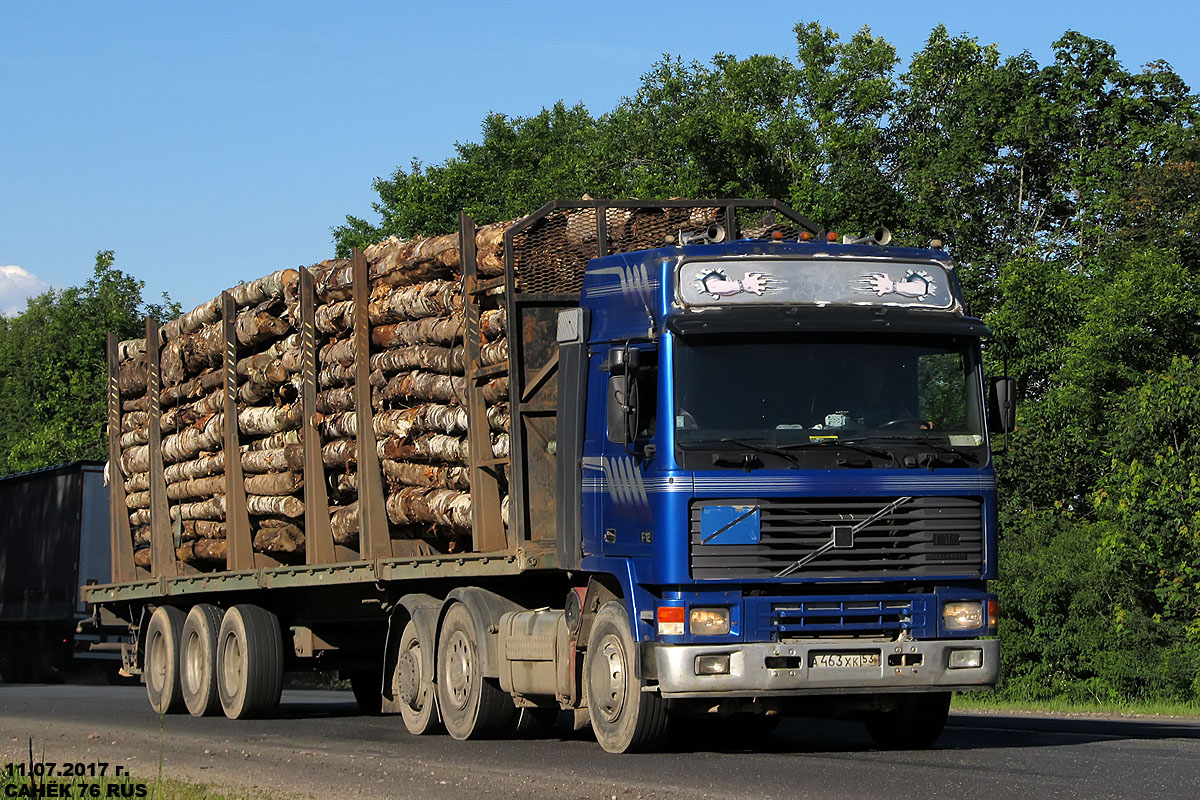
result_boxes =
[393,620,442,735]
[436,601,517,739]
[180,604,224,717]
[585,601,669,753]
[864,692,951,749]
[145,606,186,714]
[216,604,283,719]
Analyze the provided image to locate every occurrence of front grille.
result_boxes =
[690,496,983,580]
[752,596,931,640]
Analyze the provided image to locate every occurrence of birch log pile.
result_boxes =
[115,217,520,570]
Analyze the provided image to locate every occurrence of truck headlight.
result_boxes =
[689,607,731,636]
[942,601,984,631]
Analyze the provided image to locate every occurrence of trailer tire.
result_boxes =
[180,604,224,717]
[864,692,951,749]
[216,605,283,719]
[436,602,516,739]
[394,620,442,735]
[145,606,186,715]
[585,601,669,753]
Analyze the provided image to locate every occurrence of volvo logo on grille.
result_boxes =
[776,497,914,577]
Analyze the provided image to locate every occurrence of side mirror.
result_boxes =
[607,374,637,444]
[988,377,1016,434]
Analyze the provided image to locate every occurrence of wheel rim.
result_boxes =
[397,642,422,708]
[444,630,472,710]
[147,631,166,694]
[221,631,243,693]
[591,634,627,724]
[184,631,203,694]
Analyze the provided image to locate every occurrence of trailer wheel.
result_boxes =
[864,692,951,749]
[393,620,442,735]
[436,601,517,739]
[216,605,283,719]
[180,604,224,717]
[145,606,186,715]
[585,601,669,753]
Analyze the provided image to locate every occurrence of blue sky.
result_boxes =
[1,0,1196,313]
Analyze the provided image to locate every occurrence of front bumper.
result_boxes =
[653,638,999,698]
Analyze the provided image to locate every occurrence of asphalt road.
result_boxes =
[2,685,1198,800]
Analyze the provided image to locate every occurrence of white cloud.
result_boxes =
[0,265,51,316]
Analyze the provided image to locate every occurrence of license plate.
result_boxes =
[809,651,881,669]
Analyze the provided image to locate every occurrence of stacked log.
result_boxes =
[114,217,518,571]
[117,269,307,570]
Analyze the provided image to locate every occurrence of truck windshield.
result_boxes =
[673,332,985,466]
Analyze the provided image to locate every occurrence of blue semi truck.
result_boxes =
[84,200,1008,753]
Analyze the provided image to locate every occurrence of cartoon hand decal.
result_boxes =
[866,273,895,295]
[740,272,769,296]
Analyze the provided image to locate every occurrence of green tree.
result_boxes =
[0,251,175,474]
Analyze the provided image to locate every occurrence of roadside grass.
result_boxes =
[954,692,1200,718]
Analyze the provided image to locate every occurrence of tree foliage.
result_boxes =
[0,251,176,474]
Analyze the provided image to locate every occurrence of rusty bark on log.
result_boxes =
[316,387,355,414]
[237,334,301,376]
[315,300,355,334]
[330,502,359,545]
[177,539,226,563]
[368,280,462,326]
[483,377,508,404]
[162,297,221,342]
[238,374,299,406]
[171,495,226,521]
[243,430,301,451]
[118,356,148,397]
[125,472,151,493]
[121,411,148,433]
[375,371,466,406]
[243,470,302,496]
[164,453,224,483]
[315,411,357,440]
[321,438,356,468]
[318,362,357,388]
[133,548,152,568]
[253,520,305,554]
[382,460,470,491]
[480,309,506,339]
[181,520,226,540]
[125,490,150,509]
[166,474,226,501]
[120,428,148,449]
[378,432,468,463]
[117,339,146,360]
[160,369,223,409]
[308,259,353,303]
[241,445,304,473]
[480,338,508,368]
[371,316,464,349]
[370,344,464,376]
[385,487,472,531]
[246,494,304,518]
[161,390,223,435]
[319,337,355,367]
[239,403,302,437]
[229,269,299,308]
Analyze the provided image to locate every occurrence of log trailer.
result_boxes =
[83,199,1009,752]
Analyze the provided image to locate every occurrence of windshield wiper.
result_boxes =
[716,437,800,468]
[778,439,897,465]
[859,435,973,467]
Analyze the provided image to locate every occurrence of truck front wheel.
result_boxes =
[436,601,516,739]
[216,605,283,719]
[585,601,669,753]
[864,692,951,749]
[145,606,186,715]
